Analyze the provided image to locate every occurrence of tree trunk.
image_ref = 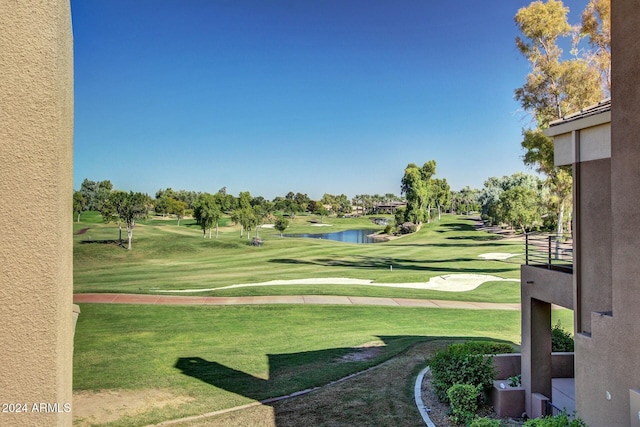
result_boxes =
[209,227,212,239]
[77,213,81,222]
[119,223,122,243]
[557,201,565,237]
[177,217,181,227]
[127,227,133,250]
[203,228,206,238]
[555,201,565,259]
[215,221,219,238]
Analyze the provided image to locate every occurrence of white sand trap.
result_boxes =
[311,223,332,227]
[157,274,519,293]
[478,253,520,260]
[261,224,275,228]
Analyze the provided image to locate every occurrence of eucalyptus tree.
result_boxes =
[431,178,451,221]
[497,187,543,234]
[193,193,221,238]
[401,160,440,223]
[73,191,86,222]
[515,0,606,236]
[400,163,427,224]
[80,178,113,211]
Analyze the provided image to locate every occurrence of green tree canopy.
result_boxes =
[101,191,149,250]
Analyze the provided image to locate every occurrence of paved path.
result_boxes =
[74,293,521,310]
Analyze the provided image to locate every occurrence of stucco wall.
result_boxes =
[574,2,640,426]
[576,158,612,334]
[0,1,74,426]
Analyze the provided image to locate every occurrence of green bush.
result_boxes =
[551,321,574,352]
[524,411,587,426]
[429,341,498,402]
[447,383,479,425]
[383,224,394,235]
[458,341,514,355]
[470,417,503,427]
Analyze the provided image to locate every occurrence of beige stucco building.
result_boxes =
[1,1,75,425]
[521,2,640,426]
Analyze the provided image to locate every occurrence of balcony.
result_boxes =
[525,233,573,273]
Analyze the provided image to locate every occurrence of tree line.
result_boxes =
[73,178,412,249]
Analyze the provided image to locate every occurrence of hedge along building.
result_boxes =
[520,3,640,425]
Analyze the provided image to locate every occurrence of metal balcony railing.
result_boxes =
[525,233,573,273]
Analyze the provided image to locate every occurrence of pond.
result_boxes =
[283,228,385,244]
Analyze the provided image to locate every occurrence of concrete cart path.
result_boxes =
[74,293,521,310]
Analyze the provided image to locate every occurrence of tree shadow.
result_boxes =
[268,255,514,274]
[174,335,515,425]
[79,239,125,248]
[445,235,505,241]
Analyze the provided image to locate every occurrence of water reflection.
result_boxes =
[283,229,384,244]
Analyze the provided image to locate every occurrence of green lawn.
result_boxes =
[74,213,524,301]
[74,303,573,426]
[72,213,571,426]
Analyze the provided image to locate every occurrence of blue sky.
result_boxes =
[72,0,588,200]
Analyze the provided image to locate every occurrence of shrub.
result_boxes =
[429,342,497,402]
[399,222,417,234]
[524,411,587,426]
[470,417,503,427]
[458,341,514,355]
[551,321,574,352]
[508,374,522,387]
[447,383,479,425]
[383,224,394,235]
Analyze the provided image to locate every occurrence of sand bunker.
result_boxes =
[159,274,519,293]
[478,253,520,260]
[311,223,332,227]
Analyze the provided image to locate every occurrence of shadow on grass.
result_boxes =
[268,255,514,274]
[445,235,504,241]
[174,335,515,425]
[79,239,125,248]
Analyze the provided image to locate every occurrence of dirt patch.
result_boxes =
[76,227,90,235]
[336,341,385,362]
[73,389,194,426]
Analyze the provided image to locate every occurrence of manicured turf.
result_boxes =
[73,213,540,425]
[73,303,573,426]
[74,213,523,301]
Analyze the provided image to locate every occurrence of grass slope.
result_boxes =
[74,214,523,301]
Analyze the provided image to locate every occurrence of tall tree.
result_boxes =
[400,163,426,224]
[101,191,149,250]
[167,198,188,226]
[581,0,611,96]
[431,178,451,221]
[72,191,86,222]
[401,160,440,223]
[193,193,221,238]
[515,0,605,235]
[497,186,543,233]
[274,216,289,237]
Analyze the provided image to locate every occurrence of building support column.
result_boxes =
[522,293,552,417]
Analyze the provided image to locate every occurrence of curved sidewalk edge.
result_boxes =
[415,366,436,427]
[73,293,521,310]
